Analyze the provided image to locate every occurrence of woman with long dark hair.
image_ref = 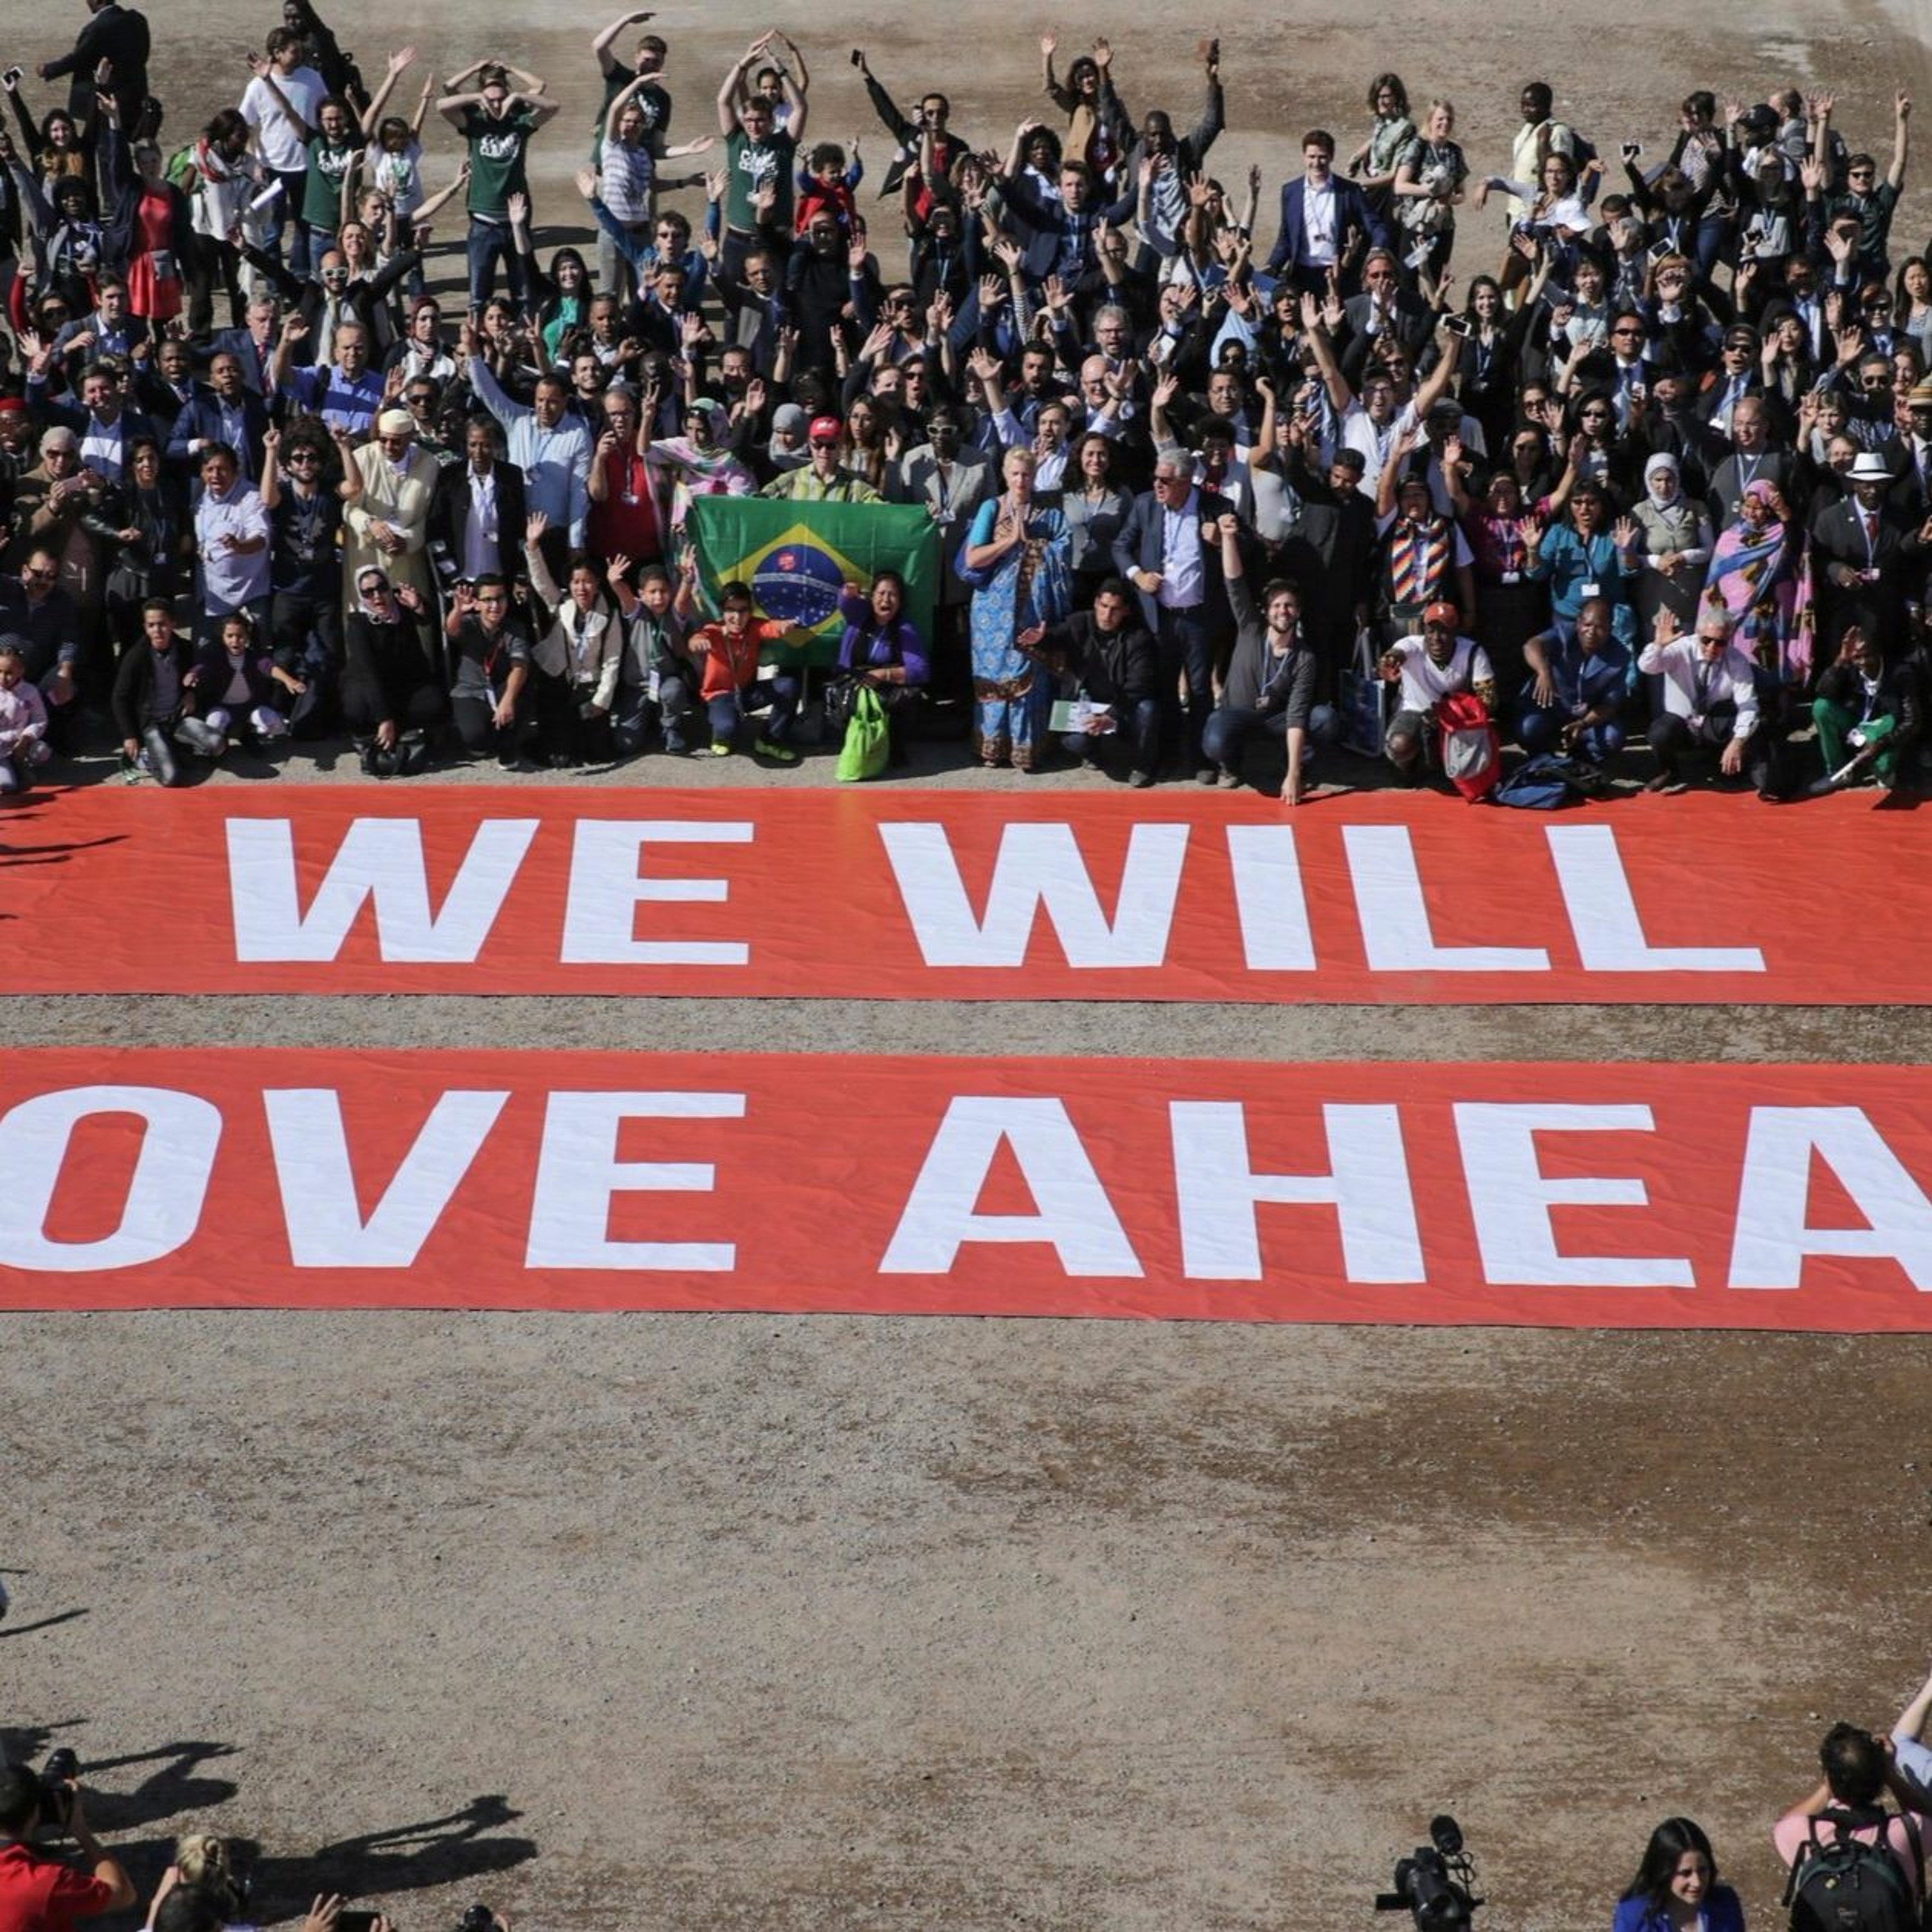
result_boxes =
[1613,1818,1743,1932]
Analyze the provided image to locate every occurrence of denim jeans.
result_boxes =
[708,674,799,745]
[1061,695,1159,772]
[466,216,526,314]
[1201,701,1341,775]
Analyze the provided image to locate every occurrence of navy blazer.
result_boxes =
[1109,484,1234,630]
[1265,175,1385,278]
[165,389,272,482]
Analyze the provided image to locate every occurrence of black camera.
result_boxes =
[39,1749,79,1830]
[457,1906,497,1932]
[1375,1815,1481,1929]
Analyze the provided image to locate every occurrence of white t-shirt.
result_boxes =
[242,66,325,174]
[1390,634,1493,713]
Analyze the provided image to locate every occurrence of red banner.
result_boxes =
[6,1050,1932,1328]
[0,784,1923,1003]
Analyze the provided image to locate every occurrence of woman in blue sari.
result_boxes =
[961,447,1074,770]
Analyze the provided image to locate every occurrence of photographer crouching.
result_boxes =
[0,1754,136,1932]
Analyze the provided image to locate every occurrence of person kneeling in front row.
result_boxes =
[1018,577,1159,786]
[1516,596,1630,766]
[341,569,448,775]
[1636,606,1776,797]
[1204,515,1338,804]
[689,579,814,764]
[113,602,228,786]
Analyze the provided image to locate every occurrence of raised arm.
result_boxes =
[1891,88,1912,191]
[592,9,653,73]
[359,46,415,135]
[717,35,768,137]
[246,50,314,141]
[1410,320,1464,417]
[1299,292,1355,415]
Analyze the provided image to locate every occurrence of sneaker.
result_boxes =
[1128,768,1155,788]
[755,737,800,764]
[663,736,690,757]
[710,738,735,757]
[1194,765,1218,786]
[1217,766,1244,790]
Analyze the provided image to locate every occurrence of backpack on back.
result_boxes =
[1435,690,1500,801]
[1785,1809,1922,1932]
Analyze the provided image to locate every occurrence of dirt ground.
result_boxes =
[8,0,1932,1928]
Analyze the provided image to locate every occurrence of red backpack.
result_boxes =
[1436,691,1501,801]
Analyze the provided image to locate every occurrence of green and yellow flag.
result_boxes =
[688,497,939,666]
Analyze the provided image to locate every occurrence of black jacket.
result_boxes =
[1036,609,1156,707]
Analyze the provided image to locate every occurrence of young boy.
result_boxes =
[688,578,813,761]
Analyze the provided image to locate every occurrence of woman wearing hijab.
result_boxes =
[645,396,754,565]
[1631,452,1714,636]
[339,565,446,774]
[1704,476,1801,681]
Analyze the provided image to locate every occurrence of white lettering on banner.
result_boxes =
[1455,1104,1692,1288]
[0,1086,219,1270]
[880,823,1188,969]
[1545,826,1765,973]
[264,1089,509,1267]
[1226,827,1317,971]
[880,1096,1144,1275]
[558,821,753,966]
[1729,1108,1932,1289]
[526,1092,745,1269]
[1343,826,1550,972]
[1169,1101,1423,1281]
[227,818,538,963]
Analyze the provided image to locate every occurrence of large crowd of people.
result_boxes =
[0,3,1927,801]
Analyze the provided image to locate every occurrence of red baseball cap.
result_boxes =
[1422,601,1460,629]
[808,415,842,443]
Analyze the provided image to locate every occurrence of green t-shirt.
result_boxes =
[723,126,795,233]
[301,132,356,229]
[463,103,538,218]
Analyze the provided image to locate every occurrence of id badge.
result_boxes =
[1501,569,1521,585]
[1579,580,1602,599]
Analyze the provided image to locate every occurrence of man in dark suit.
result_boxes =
[203,292,285,399]
[996,137,1137,288]
[1813,451,1926,658]
[1111,454,1233,781]
[1264,129,1385,296]
[37,0,149,134]
[1336,251,1435,381]
[433,418,529,586]
[166,351,272,484]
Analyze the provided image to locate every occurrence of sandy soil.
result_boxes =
[7,0,1932,1929]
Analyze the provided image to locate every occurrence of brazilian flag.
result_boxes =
[688,497,939,667]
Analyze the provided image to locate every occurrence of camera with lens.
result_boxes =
[38,1749,79,1831]
[457,1905,497,1932]
[1374,1815,1481,1929]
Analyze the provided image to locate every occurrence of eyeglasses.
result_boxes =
[809,437,840,449]
[1612,326,1643,337]
[285,450,321,463]
[359,578,392,596]
[21,567,57,582]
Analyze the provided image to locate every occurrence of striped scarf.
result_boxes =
[1389,516,1450,606]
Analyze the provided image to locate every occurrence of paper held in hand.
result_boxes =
[1050,699,1115,734]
